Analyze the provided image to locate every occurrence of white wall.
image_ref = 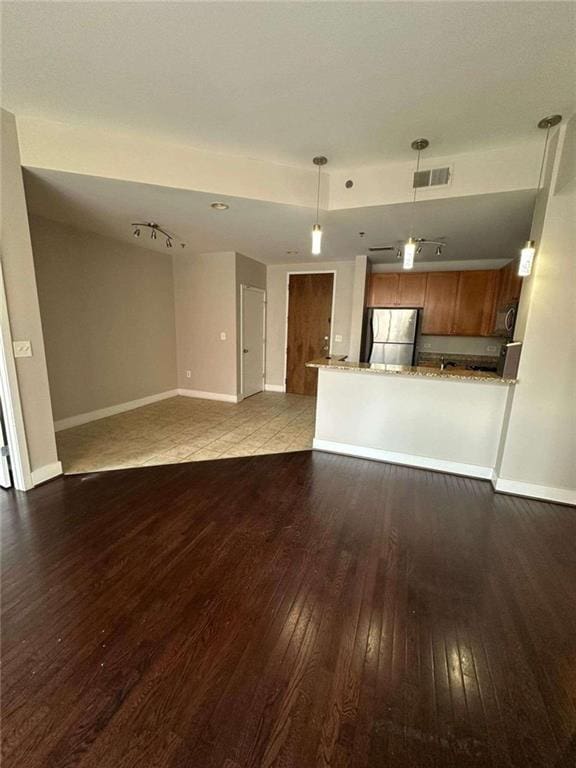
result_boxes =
[265,260,355,388]
[314,369,510,476]
[31,216,177,421]
[17,115,540,211]
[495,117,576,504]
[0,109,60,482]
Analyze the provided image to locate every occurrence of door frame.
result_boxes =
[239,284,266,400]
[0,262,33,490]
[283,270,337,392]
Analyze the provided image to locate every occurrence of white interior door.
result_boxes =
[241,286,265,398]
[0,407,12,488]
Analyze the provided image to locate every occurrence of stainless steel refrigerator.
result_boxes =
[362,308,419,365]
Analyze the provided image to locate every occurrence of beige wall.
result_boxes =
[1,109,59,478]
[265,260,355,388]
[174,250,266,397]
[31,216,177,420]
[495,116,576,502]
[347,255,368,362]
[174,251,237,395]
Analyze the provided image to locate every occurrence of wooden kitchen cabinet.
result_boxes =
[368,267,506,336]
[452,270,499,336]
[368,274,399,306]
[396,273,427,306]
[367,273,426,307]
[421,272,459,334]
[496,259,522,306]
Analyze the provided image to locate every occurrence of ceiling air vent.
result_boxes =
[413,166,452,189]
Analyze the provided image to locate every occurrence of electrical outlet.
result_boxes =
[422,342,432,349]
[219,331,227,341]
[186,370,191,379]
[486,345,498,353]
[334,334,343,343]
[13,340,32,358]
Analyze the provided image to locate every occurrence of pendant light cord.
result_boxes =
[409,148,422,236]
[315,163,321,225]
[536,125,551,192]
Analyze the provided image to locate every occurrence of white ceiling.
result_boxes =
[24,168,535,266]
[3,2,575,169]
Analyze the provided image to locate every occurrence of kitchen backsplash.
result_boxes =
[416,334,507,357]
[417,351,499,368]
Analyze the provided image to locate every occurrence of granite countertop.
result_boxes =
[306,358,517,384]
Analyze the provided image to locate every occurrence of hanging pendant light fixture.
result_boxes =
[404,138,429,269]
[518,114,562,277]
[311,156,328,255]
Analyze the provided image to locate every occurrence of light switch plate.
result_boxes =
[219,331,227,341]
[13,340,32,358]
[335,334,343,343]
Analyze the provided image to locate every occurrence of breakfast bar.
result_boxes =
[306,358,517,480]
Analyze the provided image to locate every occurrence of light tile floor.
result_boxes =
[56,392,316,474]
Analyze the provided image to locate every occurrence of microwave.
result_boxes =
[493,302,518,338]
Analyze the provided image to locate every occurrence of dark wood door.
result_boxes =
[286,273,333,396]
[421,272,459,334]
[452,270,499,336]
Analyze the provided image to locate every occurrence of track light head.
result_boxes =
[435,245,442,257]
[151,229,157,240]
[166,238,172,248]
[133,228,140,238]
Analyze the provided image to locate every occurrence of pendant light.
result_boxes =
[518,114,562,277]
[404,139,429,269]
[311,156,328,255]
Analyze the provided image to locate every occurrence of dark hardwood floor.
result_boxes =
[2,451,575,768]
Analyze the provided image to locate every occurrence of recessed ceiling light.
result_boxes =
[210,202,229,211]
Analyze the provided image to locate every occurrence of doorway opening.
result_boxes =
[285,272,335,396]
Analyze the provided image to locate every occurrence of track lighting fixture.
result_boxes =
[517,114,562,277]
[311,156,327,255]
[435,245,442,257]
[131,222,183,249]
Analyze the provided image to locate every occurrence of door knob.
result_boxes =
[243,348,249,353]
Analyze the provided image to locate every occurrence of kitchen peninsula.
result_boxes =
[307,358,516,480]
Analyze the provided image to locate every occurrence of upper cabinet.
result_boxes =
[452,270,499,336]
[368,274,399,306]
[367,266,518,337]
[495,259,522,307]
[368,273,426,307]
[420,272,459,334]
[396,273,427,307]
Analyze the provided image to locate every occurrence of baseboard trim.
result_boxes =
[264,384,285,393]
[177,388,240,403]
[312,439,493,480]
[54,390,179,432]
[491,475,576,506]
[31,461,63,486]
